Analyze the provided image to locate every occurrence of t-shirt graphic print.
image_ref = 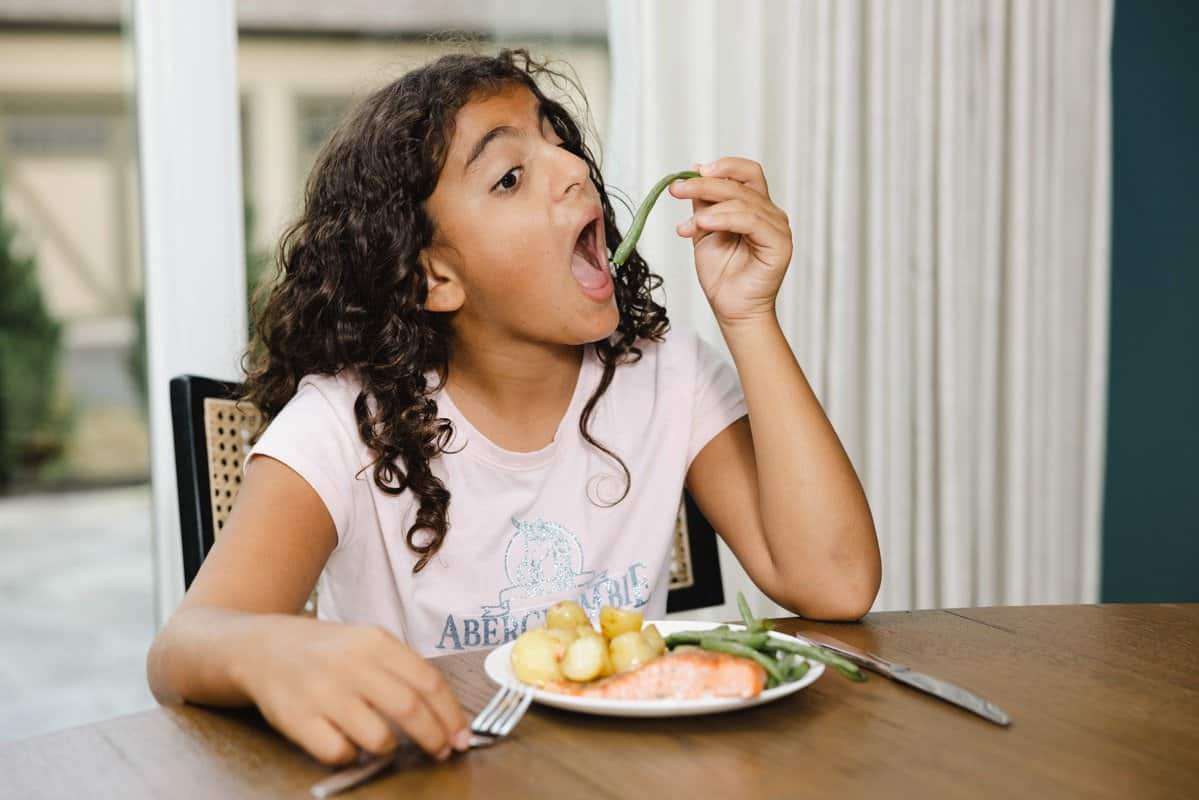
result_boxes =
[432,515,652,652]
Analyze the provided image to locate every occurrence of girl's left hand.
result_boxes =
[669,157,793,327]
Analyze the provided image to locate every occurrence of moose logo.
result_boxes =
[481,517,598,618]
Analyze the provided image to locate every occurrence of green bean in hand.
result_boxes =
[611,170,699,267]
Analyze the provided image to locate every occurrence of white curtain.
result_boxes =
[605,0,1112,617]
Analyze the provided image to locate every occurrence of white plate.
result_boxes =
[482,619,825,718]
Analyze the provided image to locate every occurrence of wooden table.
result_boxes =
[4,604,1197,799]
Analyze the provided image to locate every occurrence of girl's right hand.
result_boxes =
[233,617,472,766]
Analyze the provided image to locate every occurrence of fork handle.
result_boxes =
[309,736,496,798]
[310,754,394,798]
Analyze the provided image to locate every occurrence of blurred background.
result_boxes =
[0,0,607,741]
[0,0,1194,744]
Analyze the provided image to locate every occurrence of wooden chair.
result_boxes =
[169,374,724,615]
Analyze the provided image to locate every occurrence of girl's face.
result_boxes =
[420,84,619,347]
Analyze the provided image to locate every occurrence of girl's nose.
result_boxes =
[552,144,589,199]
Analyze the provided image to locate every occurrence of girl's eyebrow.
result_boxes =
[463,125,523,176]
[463,105,550,177]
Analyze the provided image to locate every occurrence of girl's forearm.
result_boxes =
[147,606,300,707]
[718,313,881,618]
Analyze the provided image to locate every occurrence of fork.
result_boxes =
[309,684,534,798]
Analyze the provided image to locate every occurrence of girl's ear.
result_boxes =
[420,250,465,313]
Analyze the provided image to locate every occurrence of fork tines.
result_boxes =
[472,685,534,739]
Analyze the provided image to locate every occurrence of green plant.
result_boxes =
[0,173,68,487]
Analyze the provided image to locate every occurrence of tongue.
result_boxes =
[571,245,609,290]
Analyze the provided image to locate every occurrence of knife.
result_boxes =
[796,631,1011,726]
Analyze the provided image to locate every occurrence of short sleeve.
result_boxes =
[686,333,749,469]
[243,378,365,550]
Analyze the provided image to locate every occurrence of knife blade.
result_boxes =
[795,631,1011,726]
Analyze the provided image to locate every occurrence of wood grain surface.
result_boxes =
[3,604,1196,799]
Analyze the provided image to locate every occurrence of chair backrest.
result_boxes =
[170,374,250,591]
[666,492,725,613]
[169,374,724,614]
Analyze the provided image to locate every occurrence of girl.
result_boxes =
[147,49,880,767]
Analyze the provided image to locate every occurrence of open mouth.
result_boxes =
[570,214,610,294]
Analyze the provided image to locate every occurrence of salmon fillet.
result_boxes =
[544,648,767,700]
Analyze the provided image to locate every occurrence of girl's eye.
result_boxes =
[494,167,522,193]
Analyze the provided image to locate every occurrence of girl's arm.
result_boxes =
[685,316,881,620]
[147,456,471,764]
[147,454,334,705]
[670,157,881,619]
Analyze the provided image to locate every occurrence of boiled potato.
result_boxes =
[510,629,565,685]
[609,630,657,673]
[545,627,579,648]
[546,600,589,630]
[598,641,616,677]
[599,606,644,640]
[641,623,667,656]
[561,634,607,682]
[576,624,603,639]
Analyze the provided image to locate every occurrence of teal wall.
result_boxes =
[1102,0,1199,601]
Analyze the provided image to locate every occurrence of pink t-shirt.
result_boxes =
[244,325,747,657]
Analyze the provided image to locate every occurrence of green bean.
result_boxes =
[781,654,811,682]
[610,169,700,267]
[698,637,788,686]
[665,589,865,686]
[665,629,770,649]
[664,632,701,648]
[737,591,774,633]
[771,640,866,682]
[737,591,758,631]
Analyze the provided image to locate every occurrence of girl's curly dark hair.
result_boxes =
[242,47,669,573]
